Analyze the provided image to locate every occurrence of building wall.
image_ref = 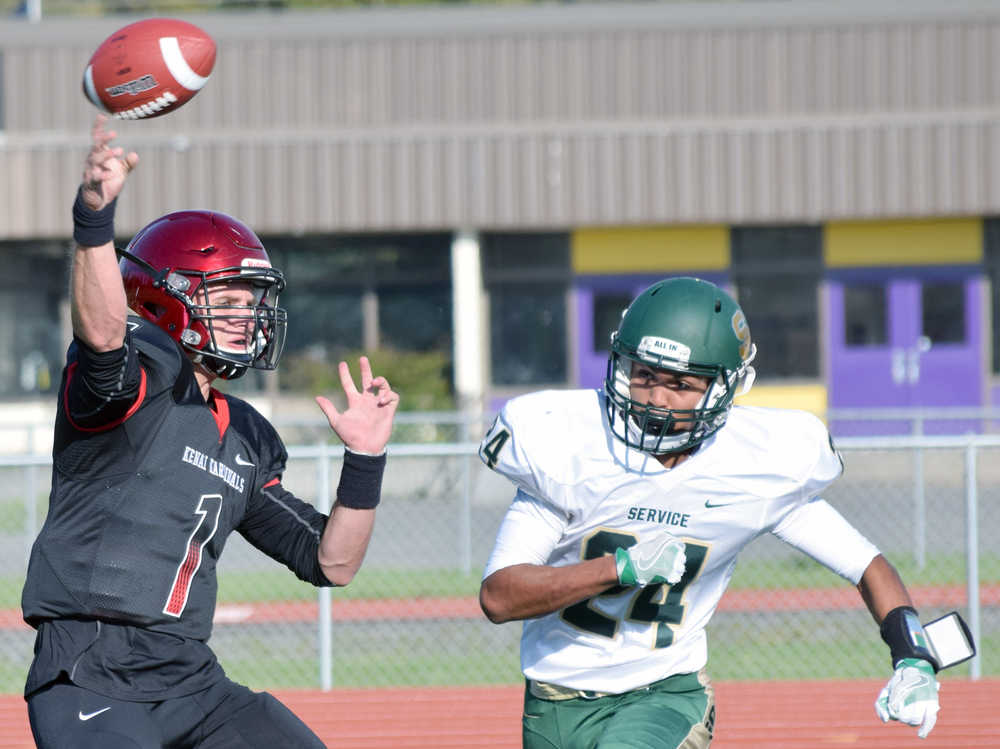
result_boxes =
[3,1,999,418]
[569,218,993,424]
[3,1,1000,237]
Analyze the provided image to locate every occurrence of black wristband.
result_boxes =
[72,186,117,246]
[880,605,940,672]
[336,448,386,509]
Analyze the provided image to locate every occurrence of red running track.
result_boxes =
[2,679,999,748]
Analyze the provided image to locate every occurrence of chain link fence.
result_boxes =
[0,435,996,695]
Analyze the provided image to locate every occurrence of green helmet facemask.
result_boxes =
[604,277,756,455]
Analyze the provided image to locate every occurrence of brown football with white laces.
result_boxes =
[82,18,215,120]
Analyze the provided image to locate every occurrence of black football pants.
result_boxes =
[27,677,326,748]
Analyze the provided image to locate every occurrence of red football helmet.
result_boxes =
[119,210,287,380]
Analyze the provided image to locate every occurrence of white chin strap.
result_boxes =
[736,365,756,396]
[734,343,758,396]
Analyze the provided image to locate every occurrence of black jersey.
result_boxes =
[21,317,331,700]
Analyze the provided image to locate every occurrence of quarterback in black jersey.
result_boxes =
[21,117,400,748]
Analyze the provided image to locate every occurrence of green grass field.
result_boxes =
[3,550,995,610]
[1,553,995,693]
[219,551,1000,605]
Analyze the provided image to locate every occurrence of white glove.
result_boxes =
[615,535,687,586]
[875,658,940,739]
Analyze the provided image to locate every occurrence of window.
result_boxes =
[284,290,363,355]
[843,285,887,346]
[483,233,571,386]
[986,219,1000,374]
[730,226,822,378]
[921,282,965,344]
[592,293,632,353]
[483,232,569,279]
[0,241,66,396]
[262,233,453,392]
[489,283,567,386]
[380,285,451,351]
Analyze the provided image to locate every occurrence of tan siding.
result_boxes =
[2,4,1000,234]
[7,16,1000,129]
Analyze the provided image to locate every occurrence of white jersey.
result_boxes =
[480,389,880,693]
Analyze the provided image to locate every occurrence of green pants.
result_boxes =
[522,670,715,749]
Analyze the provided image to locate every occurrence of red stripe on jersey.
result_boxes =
[63,362,148,433]
[207,388,230,442]
[262,477,280,488]
[165,544,202,616]
[163,495,223,618]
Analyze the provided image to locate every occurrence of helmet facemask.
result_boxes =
[122,246,288,380]
[119,210,289,381]
[601,277,757,456]
[171,267,288,380]
[604,338,756,455]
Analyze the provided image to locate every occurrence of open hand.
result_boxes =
[315,356,399,454]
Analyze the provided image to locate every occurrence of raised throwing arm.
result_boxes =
[70,115,139,352]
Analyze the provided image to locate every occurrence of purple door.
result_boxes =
[828,274,984,435]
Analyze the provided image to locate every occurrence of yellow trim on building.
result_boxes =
[734,383,828,420]
[824,218,982,267]
[572,226,729,274]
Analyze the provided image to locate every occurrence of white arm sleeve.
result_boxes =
[771,497,880,584]
[483,489,567,579]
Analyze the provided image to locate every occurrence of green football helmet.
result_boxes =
[604,277,756,454]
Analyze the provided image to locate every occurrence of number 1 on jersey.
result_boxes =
[163,494,223,617]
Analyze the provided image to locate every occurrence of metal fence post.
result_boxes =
[24,463,38,563]
[459,454,472,575]
[316,442,333,691]
[913,416,925,570]
[965,443,981,680]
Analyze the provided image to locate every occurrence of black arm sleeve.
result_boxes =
[66,332,143,429]
[238,481,332,588]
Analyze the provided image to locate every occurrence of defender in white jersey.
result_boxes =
[479,278,941,748]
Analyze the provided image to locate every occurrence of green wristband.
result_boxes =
[615,548,637,586]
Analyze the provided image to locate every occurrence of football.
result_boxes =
[82,18,216,120]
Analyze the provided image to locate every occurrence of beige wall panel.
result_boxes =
[5,7,1000,133]
[6,115,1000,238]
[0,126,974,233]
[1,152,28,237]
[4,0,1000,237]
